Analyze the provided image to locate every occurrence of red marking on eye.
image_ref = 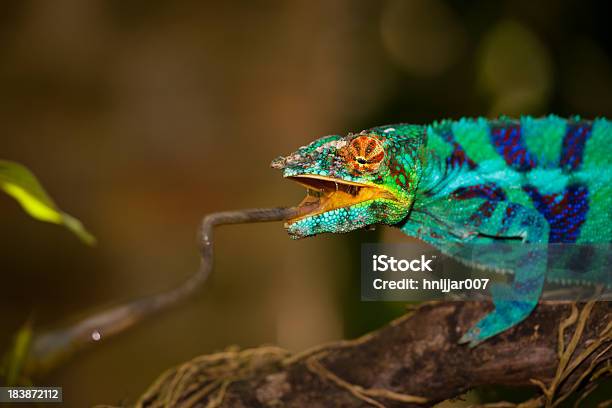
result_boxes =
[342,135,385,174]
[370,151,385,163]
[365,139,377,155]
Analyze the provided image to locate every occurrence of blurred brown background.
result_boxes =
[1,0,611,406]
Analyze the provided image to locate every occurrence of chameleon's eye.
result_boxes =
[342,135,385,173]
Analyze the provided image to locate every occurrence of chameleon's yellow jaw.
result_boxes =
[286,175,398,224]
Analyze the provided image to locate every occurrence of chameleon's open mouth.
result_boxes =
[286,175,396,224]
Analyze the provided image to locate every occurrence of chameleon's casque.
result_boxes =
[272,115,612,346]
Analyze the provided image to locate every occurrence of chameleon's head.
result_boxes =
[271,125,425,238]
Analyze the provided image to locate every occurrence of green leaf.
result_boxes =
[1,320,33,386]
[0,160,96,245]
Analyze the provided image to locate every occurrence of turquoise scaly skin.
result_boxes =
[271,115,612,346]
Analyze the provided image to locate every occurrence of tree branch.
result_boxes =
[25,207,298,375]
[133,301,611,408]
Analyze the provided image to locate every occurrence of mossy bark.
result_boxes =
[131,301,611,408]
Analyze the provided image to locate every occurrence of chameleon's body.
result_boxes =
[272,115,611,346]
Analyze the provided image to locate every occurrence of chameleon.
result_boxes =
[270,115,612,346]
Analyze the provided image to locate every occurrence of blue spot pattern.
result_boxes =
[560,122,592,171]
[499,203,521,235]
[439,128,477,169]
[523,184,589,243]
[451,183,506,227]
[490,124,537,172]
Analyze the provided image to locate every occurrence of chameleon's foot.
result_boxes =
[459,300,537,347]
[459,284,538,347]
[458,326,481,348]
